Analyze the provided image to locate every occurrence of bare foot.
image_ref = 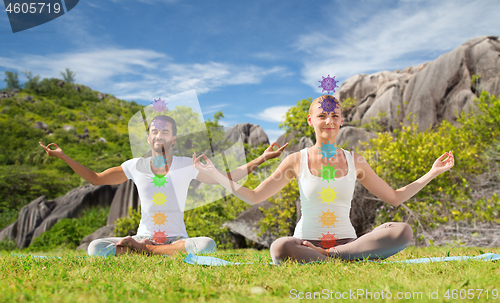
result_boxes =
[302,241,329,256]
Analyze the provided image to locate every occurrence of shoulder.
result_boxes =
[122,157,142,167]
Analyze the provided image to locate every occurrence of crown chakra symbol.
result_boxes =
[152,98,168,112]
[318,75,339,94]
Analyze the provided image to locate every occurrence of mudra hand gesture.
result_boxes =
[39,142,65,159]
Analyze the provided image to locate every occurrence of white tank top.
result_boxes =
[293,148,358,241]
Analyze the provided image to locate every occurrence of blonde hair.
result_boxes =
[309,95,341,115]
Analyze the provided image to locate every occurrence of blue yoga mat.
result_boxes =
[184,253,500,266]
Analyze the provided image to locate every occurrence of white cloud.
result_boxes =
[0,48,286,102]
[298,0,500,90]
[202,103,229,115]
[246,105,292,123]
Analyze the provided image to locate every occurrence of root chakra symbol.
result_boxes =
[318,75,339,94]
[318,232,339,249]
[151,192,167,206]
[318,210,338,228]
[151,211,168,226]
[318,187,338,204]
[153,231,168,244]
[320,164,340,182]
[151,174,168,188]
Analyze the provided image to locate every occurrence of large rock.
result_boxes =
[15,196,57,248]
[222,201,278,248]
[276,131,314,157]
[29,184,118,246]
[336,126,377,151]
[334,36,500,132]
[106,179,140,225]
[225,123,269,148]
[0,221,17,243]
[76,224,116,252]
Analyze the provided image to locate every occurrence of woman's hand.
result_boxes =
[431,151,455,175]
[192,152,218,176]
[262,142,289,161]
[302,241,329,256]
[39,142,65,159]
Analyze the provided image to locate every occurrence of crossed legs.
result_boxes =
[270,222,413,264]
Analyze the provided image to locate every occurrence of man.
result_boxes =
[39,115,287,256]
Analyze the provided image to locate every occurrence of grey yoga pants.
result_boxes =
[270,222,413,264]
[87,235,216,257]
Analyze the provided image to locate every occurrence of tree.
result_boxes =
[3,71,20,90]
[22,70,40,90]
[60,68,76,83]
[279,98,314,144]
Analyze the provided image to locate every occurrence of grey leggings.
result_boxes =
[87,235,217,257]
[270,222,413,264]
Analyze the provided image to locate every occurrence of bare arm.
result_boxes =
[195,142,288,184]
[193,152,297,205]
[354,151,455,207]
[39,142,128,186]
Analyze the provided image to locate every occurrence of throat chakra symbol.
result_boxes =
[319,95,340,114]
[318,210,338,228]
[320,164,340,182]
[153,230,168,244]
[318,75,339,94]
[318,141,339,159]
[151,192,167,206]
[152,155,167,169]
[152,98,168,112]
[318,187,338,204]
[151,174,168,188]
[318,232,339,249]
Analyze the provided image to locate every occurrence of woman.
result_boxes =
[194,95,454,263]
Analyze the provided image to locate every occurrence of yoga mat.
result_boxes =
[184,253,500,266]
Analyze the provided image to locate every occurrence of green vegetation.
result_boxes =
[1,246,499,303]
[3,71,20,89]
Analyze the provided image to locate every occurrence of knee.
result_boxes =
[396,223,413,246]
[88,239,115,257]
[270,237,299,261]
[185,237,217,254]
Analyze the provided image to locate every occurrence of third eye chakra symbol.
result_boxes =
[318,75,339,94]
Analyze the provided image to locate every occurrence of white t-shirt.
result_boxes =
[121,156,199,241]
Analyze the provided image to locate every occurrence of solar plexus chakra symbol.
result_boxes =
[318,210,338,228]
[153,231,168,244]
[318,141,339,159]
[151,192,167,206]
[152,154,167,169]
[320,164,340,182]
[152,98,168,112]
[318,75,339,94]
[319,232,339,249]
[151,174,168,188]
[318,187,338,204]
[319,96,340,114]
[151,211,168,226]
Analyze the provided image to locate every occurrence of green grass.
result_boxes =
[1,246,499,302]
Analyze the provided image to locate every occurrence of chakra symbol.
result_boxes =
[151,192,167,206]
[319,164,340,182]
[153,230,168,244]
[318,75,339,94]
[152,98,168,112]
[319,95,340,114]
[318,141,339,159]
[151,211,168,226]
[318,210,338,228]
[318,232,339,249]
[318,187,338,204]
[152,154,167,169]
[151,174,168,188]
[150,118,168,131]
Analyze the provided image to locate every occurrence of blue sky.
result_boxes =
[1,0,499,143]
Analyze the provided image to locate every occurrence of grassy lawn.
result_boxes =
[1,246,499,302]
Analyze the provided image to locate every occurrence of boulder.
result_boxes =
[15,196,57,248]
[106,179,140,225]
[276,131,314,157]
[225,123,269,148]
[0,221,17,243]
[95,137,107,144]
[30,184,118,246]
[222,201,278,248]
[33,121,49,131]
[336,126,377,151]
[62,125,75,132]
[56,80,65,87]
